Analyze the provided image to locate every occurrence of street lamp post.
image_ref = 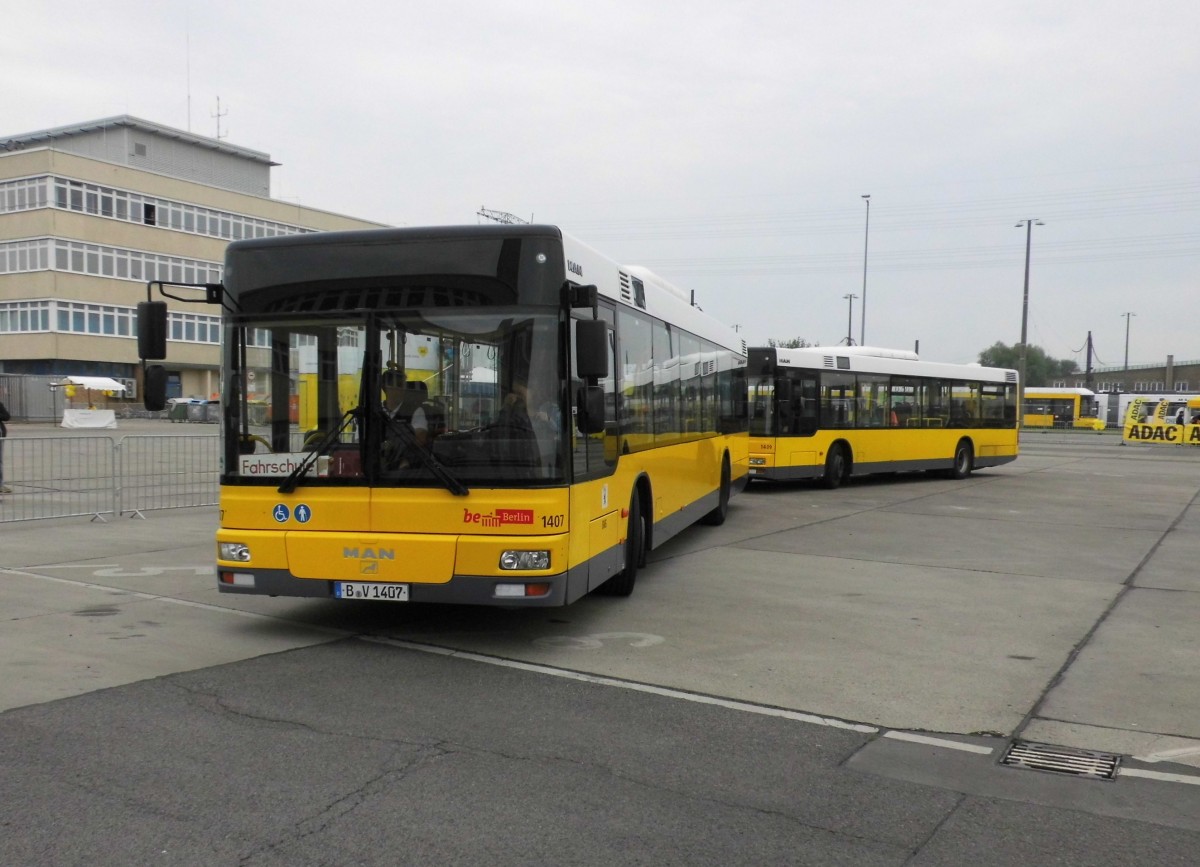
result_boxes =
[860,194,870,346]
[1122,312,1135,370]
[1015,218,1044,404]
[843,293,858,346]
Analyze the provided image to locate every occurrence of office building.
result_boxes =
[0,115,386,401]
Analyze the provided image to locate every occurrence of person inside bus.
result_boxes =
[382,377,437,469]
[1176,406,1186,425]
[493,377,560,469]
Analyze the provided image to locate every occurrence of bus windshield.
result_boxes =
[225,307,567,487]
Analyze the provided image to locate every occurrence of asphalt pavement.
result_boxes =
[2,429,1199,864]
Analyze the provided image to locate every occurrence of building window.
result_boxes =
[48,299,219,345]
[0,239,51,272]
[0,176,51,213]
[48,176,317,241]
[0,300,52,333]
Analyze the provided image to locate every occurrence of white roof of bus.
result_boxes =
[771,346,1015,384]
[1024,386,1096,396]
[560,231,745,354]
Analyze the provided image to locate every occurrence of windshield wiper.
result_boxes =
[278,408,358,494]
[380,411,469,496]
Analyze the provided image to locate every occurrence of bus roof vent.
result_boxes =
[1006,371,1019,383]
[822,355,836,368]
[618,272,633,304]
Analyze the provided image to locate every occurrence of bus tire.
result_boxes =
[700,456,731,525]
[821,444,847,490]
[948,439,973,479]
[599,493,643,597]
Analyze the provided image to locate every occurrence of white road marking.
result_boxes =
[367,636,879,733]
[1120,767,1200,786]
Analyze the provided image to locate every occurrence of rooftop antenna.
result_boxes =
[477,207,530,225]
[185,15,192,132]
[212,96,228,140]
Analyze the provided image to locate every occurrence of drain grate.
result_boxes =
[1001,740,1120,780]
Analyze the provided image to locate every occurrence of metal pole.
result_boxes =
[1122,312,1135,370]
[1015,219,1042,417]
[860,195,870,346]
[843,293,857,345]
[1019,219,1032,393]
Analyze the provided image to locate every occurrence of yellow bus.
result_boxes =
[1022,387,1106,431]
[138,225,748,604]
[747,346,1018,487]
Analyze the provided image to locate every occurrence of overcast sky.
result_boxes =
[5,1,1198,368]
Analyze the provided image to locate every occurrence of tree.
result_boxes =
[768,337,813,348]
[978,341,1079,386]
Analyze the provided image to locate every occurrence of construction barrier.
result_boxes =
[0,434,218,523]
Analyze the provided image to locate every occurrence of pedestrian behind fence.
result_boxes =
[0,397,10,497]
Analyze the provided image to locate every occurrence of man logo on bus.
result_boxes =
[343,547,396,560]
[463,508,534,527]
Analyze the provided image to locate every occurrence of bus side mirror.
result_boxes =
[575,320,609,380]
[143,364,168,411]
[137,301,168,360]
[576,385,606,435]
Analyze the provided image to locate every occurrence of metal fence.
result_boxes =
[0,434,218,523]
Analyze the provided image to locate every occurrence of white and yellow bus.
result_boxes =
[139,225,748,604]
[1022,387,1106,431]
[747,346,1018,487]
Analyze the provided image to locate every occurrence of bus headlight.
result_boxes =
[499,550,551,570]
[219,542,252,562]
[749,457,766,466]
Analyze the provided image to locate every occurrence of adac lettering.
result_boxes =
[1128,424,1179,442]
[1125,424,1200,444]
[463,508,534,527]
[343,547,396,560]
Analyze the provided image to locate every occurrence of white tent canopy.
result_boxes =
[54,376,126,428]
[53,376,127,391]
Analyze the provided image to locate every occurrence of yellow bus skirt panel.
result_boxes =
[454,532,570,578]
[285,531,458,583]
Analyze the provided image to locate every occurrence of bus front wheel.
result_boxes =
[600,494,643,597]
[821,445,847,490]
[948,440,974,479]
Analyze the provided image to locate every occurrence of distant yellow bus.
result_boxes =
[747,346,1018,487]
[1023,387,1106,431]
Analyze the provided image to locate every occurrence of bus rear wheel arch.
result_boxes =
[948,438,974,479]
[821,442,850,489]
[699,453,732,525]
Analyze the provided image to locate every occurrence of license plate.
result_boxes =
[334,581,410,601]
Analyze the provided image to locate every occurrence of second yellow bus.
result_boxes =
[747,346,1019,487]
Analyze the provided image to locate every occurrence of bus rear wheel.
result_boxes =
[948,440,973,479]
[599,493,643,597]
[821,445,847,490]
[700,456,731,525]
